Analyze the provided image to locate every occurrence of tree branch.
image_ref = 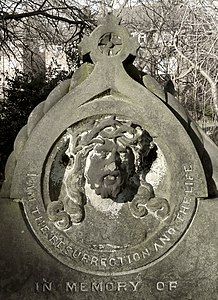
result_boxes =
[174,31,218,116]
[1,9,88,25]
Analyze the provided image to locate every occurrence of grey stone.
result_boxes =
[27,102,45,136]
[69,62,94,91]
[0,197,217,299]
[0,13,217,299]
[142,73,166,101]
[0,152,16,198]
[43,79,71,114]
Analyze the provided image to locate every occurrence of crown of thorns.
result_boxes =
[67,116,152,157]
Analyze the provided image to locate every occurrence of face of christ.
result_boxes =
[85,139,135,200]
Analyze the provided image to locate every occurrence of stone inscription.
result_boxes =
[65,281,140,292]
[35,280,140,293]
[25,163,196,274]
[156,281,178,291]
[29,200,178,268]
[11,12,207,277]
[176,164,194,223]
[35,279,178,293]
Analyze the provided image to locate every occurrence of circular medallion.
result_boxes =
[98,33,122,56]
[23,114,200,276]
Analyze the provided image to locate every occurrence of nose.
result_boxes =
[107,161,116,171]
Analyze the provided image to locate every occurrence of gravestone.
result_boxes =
[1,14,218,299]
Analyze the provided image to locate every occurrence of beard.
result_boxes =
[88,170,124,199]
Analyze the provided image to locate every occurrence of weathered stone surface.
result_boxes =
[1,13,217,299]
[43,79,71,114]
[142,74,166,100]
[69,63,94,91]
[0,197,217,299]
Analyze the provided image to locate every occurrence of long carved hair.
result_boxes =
[47,116,156,229]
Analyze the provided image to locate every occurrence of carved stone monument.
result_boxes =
[1,15,217,299]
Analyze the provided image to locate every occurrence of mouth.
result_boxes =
[103,171,120,185]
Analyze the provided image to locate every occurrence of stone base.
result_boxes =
[0,198,217,300]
